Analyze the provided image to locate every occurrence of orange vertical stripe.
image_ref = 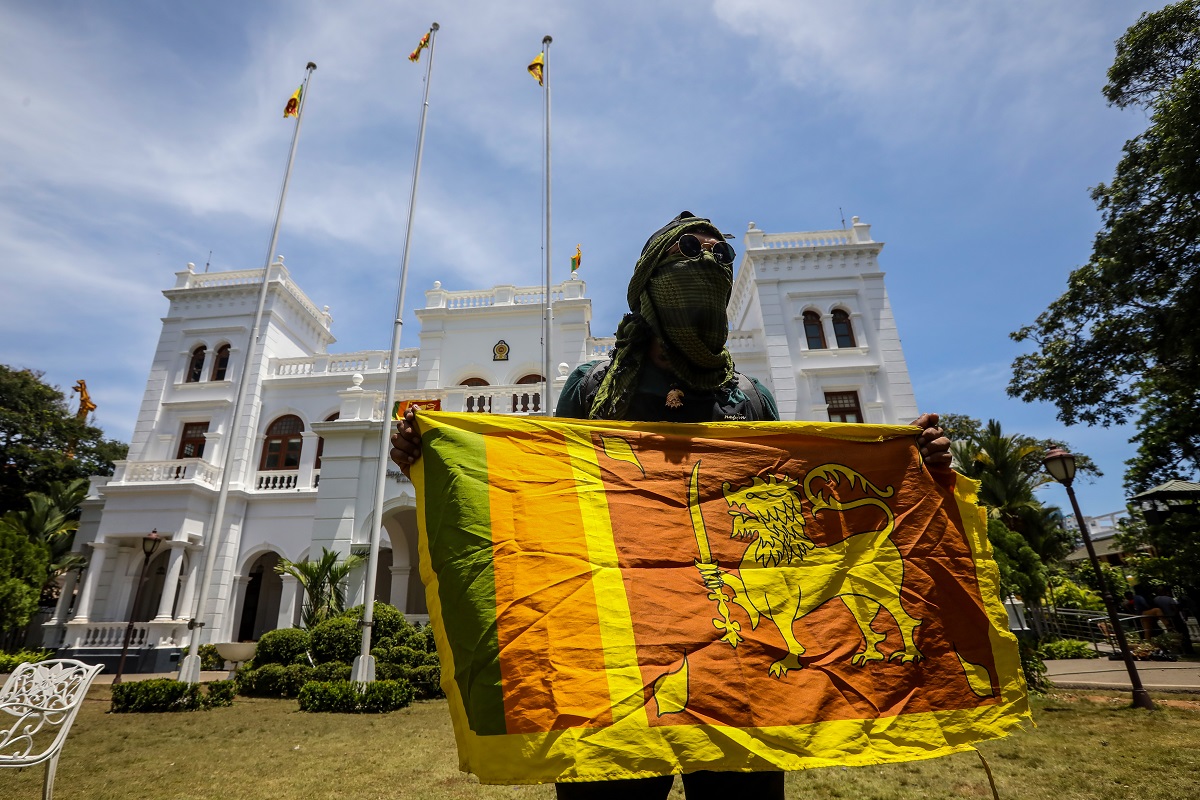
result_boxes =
[487,431,613,733]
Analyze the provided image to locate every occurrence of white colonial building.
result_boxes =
[46,217,921,673]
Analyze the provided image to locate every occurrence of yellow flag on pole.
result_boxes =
[283,85,302,118]
[528,52,544,86]
[409,31,431,62]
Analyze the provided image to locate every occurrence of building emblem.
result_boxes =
[493,340,510,361]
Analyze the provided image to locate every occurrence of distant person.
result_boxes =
[1154,587,1195,655]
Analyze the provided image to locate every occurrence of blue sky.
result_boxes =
[0,1,1168,517]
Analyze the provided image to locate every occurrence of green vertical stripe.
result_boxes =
[422,424,507,735]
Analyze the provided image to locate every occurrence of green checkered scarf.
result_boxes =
[590,216,735,419]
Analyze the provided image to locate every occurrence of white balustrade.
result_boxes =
[256,470,300,490]
[118,459,220,487]
[272,348,420,377]
[589,338,615,357]
[727,332,760,353]
[759,230,852,249]
[67,621,187,649]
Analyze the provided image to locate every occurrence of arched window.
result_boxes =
[461,378,490,412]
[460,377,490,387]
[314,412,339,472]
[186,346,206,383]
[210,344,231,381]
[260,415,304,470]
[832,310,856,348]
[513,374,544,414]
[802,312,826,350]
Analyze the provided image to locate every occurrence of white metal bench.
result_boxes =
[0,659,103,800]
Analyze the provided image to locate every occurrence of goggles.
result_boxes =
[666,233,735,265]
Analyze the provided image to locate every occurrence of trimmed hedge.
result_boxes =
[310,617,360,665]
[341,603,408,649]
[298,679,414,713]
[311,661,352,682]
[236,663,314,697]
[254,627,311,667]
[110,678,235,712]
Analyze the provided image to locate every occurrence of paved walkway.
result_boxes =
[1045,658,1200,692]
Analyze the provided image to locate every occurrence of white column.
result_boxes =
[71,542,113,623]
[154,542,187,620]
[277,574,299,630]
[105,545,139,621]
[297,431,320,489]
[226,576,251,643]
[177,549,201,624]
[48,569,79,625]
[389,566,412,613]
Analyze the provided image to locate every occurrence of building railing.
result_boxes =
[58,620,189,650]
[423,279,587,310]
[111,459,221,488]
[759,230,852,249]
[256,470,300,490]
[273,349,420,377]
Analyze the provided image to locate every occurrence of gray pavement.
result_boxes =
[1045,657,1200,692]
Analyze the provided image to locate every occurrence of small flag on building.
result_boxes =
[570,244,581,273]
[283,85,302,118]
[528,52,544,85]
[409,31,431,62]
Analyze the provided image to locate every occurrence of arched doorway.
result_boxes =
[381,507,426,616]
[238,552,283,641]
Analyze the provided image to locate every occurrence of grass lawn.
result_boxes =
[4,687,1199,800]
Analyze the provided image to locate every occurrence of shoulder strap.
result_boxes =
[736,372,767,421]
[580,358,612,416]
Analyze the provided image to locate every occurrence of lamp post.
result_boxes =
[1042,449,1155,710]
[112,530,163,686]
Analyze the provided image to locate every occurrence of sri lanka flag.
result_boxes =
[283,85,302,118]
[411,412,1029,784]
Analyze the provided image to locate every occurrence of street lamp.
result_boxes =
[112,529,163,686]
[1042,449,1156,711]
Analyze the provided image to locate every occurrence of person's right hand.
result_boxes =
[389,407,422,475]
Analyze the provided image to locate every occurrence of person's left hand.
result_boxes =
[911,412,952,471]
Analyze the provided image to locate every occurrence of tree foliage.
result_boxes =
[1008,1,1200,492]
[0,365,128,515]
[986,519,1048,605]
[950,417,1080,562]
[0,479,89,600]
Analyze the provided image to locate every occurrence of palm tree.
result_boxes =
[952,420,1070,562]
[275,547,366,628]
[0,478,89,600]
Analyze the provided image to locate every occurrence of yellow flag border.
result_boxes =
[413,412,1031,784]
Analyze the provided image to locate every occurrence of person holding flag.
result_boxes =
[390,211,953,800]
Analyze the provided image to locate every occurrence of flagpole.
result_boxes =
[352,23,440,684]
[541,35,554,415]
[179,61,317,684]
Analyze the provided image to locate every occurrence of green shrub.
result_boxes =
[206,679,236,707]
[375,662,443,699]
[298,679,414,713]
[110,679,235,712]
[341,603,410,649]
[198,643,224,671]
[1039,638,1100,660]
[237,663,314,697]
[311,661,352,682]
[1018,639,1050,693]
[310,616,360,664]
[372,644,425,668]
[0,649,52,673]
[254,627,311,666]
